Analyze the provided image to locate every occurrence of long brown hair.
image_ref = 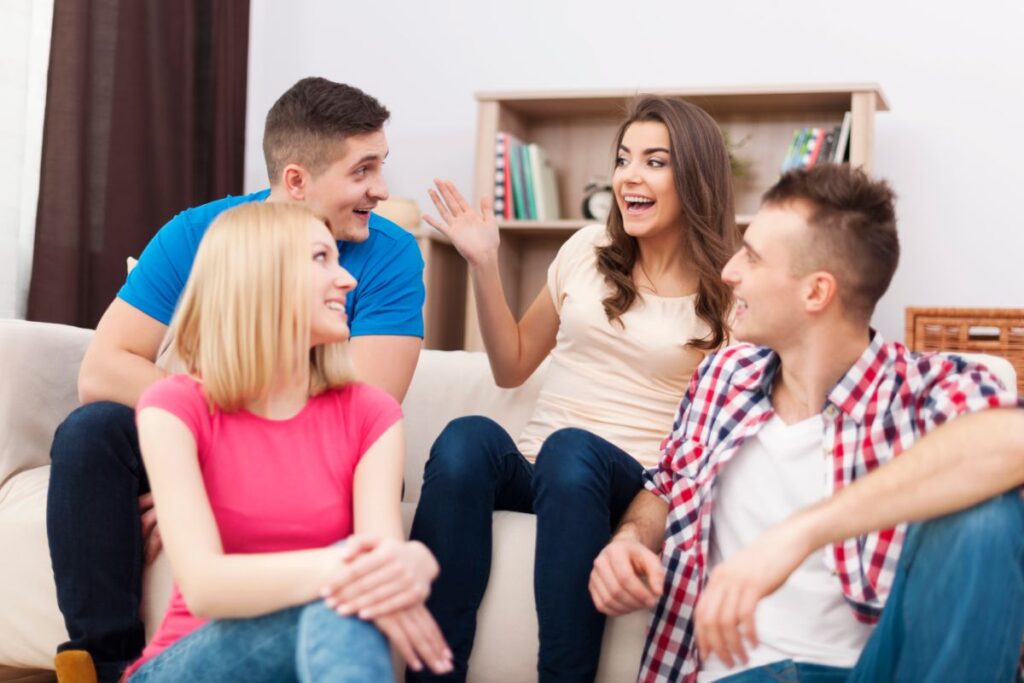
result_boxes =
[595,96,737,351]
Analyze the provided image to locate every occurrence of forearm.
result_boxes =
[78,347,167,406]
[798,409,1024,552]
[179,546,342,619]
[468,257,528,387]
[613,489,669,552]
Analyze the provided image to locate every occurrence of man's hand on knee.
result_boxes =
[590,537,664,616]
[139,493,162,565]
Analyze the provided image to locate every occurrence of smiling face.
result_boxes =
[300,130,390,243]
[612,121,685,240]
[308,220,357,347]
[720,203,815,348]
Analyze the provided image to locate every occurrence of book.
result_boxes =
[781,129,802,172]
[806,127,826,167]
[833,112,852,163]
[494,133,506,217]
[528,143,560,220]
[521,144,537,220]
[506,134,528,219]
[503,134,513,219]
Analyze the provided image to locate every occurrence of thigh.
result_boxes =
[534,427,643,520]
[128,607,303,683]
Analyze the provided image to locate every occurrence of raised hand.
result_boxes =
[320,537,439,620]
[424,179,500,267]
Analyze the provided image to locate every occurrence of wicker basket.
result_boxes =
[905,308,1024,394]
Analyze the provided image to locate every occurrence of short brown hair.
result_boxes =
[263,77,390,182]
[762,164,899,321]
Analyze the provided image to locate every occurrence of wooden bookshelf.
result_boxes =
[422,84,888,351]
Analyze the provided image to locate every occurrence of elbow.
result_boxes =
[178,581,217,619]
[493,372,525,390]
[77,360,103,405]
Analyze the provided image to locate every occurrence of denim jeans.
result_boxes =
[407,416,645,683]
[127,600,393,682]
[47,402,150,683]
[715,491,1024,683]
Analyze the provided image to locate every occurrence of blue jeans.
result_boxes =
[47,402,150,683]
[127,600,393,682]
[716,491,1024,683]
[407,416,645,683]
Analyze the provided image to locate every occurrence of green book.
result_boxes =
[521,144,537,220]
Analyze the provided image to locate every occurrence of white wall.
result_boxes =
[246,0,1024,341]
[0,0,53,319]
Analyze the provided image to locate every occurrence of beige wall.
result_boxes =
[244,0,1024,342]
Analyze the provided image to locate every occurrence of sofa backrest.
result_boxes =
[400,350,548,503]
[0,319,93,487]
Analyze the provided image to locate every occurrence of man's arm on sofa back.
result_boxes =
[78,299,169,407]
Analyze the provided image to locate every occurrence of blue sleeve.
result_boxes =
[349,232,425,338]
[117,211,199,325]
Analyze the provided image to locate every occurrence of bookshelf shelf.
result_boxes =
[421,84,887,351]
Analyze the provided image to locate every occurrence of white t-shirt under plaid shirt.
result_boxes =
[639,332,1022,683]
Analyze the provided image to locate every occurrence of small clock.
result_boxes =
[581,181,614,222]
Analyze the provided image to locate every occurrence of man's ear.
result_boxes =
[804,271,839,313]
[281,163,309,201]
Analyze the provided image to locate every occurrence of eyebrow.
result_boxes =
[741,239,761,259]
[351,150,389,168]
[618,144,671,155]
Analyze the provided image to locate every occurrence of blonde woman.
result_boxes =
[124,203,452,682]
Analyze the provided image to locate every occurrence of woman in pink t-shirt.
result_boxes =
[126,203,452,682]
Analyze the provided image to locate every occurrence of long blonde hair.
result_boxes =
[168,202,353,412]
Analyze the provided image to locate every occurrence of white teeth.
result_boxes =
[326,302,344,312]
[624,195,654,204]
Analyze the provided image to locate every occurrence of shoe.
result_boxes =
[54,650,98,683]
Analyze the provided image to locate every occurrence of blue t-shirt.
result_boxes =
[118,190,425,338]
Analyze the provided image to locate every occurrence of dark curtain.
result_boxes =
[27,0,250,328]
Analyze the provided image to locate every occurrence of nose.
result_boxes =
[369,176,389,202]
[721,251,740,286]
[335,265,357,292]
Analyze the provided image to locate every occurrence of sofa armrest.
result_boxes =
[0,320,93,487]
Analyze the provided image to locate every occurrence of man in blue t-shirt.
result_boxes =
[48,77,425,683]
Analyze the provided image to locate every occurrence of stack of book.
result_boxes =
[780,112,852,172]
[494,132,561,221]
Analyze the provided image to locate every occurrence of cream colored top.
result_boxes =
[516,223,709,468]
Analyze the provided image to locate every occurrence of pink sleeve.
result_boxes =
[136,376,210,450]
[346,383,403,461]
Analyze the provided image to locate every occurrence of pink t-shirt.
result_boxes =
[124,375,402,679]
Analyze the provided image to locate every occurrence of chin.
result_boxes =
[333,227,370,243]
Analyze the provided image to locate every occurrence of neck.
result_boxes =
[244,369,310,420]
[772,319,871,423]
[634,227,699,294]
[266,185,291,204]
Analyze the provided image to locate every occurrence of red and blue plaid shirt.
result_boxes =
[639,332,1021,683]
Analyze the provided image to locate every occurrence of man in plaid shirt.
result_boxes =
[590,164,1024,682]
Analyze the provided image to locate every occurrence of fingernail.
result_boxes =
[336,604,352,616]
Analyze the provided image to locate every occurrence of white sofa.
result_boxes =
[0,319,650,682]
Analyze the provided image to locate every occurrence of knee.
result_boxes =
[423,416,506,488]
[914,492,1024,560]
[533,428,605,490]
[51,402,136,469]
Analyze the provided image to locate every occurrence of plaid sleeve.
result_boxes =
[915,354,1022,431]
[643,352,719,501]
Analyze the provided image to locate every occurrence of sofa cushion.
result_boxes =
[0,321,92,488]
